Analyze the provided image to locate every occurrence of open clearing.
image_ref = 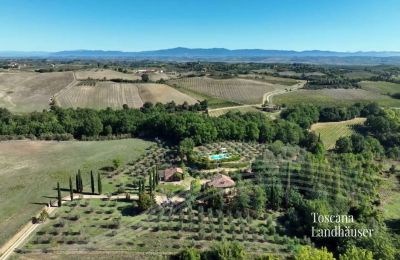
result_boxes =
[0,72,75,112]
[310,117,366,149]
[55,82,197,109]
[359,80,400,95]
[169,77,289,105]
[0,139,152,247]
[275,88,400,107]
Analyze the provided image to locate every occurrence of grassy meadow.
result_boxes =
[0,139,152,247]
[358,80,400,95]
[310,118,366,149]
[275,88,400,107]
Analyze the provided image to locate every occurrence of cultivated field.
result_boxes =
[55,82,197,109]
[0,139,152,247]
[169,77,287,105]
[75,69,141,81]
[208,106,260,117]
[75,69,172,82]
[310,117,366,149]
[138,84,197,105]
[19,199,286,257]
[237,74,299,86]
[275,88,400,107]
[0,72,75,112]
[359,80,400,95]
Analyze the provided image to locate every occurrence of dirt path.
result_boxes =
[0,192,184,260]
[263,81,306,105]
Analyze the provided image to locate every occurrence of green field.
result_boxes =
[168,83,240,109]
[208,106,261,117]
[344,71,376,80]
[0,139,152,247]
[359,80,400,95]
[275,88,400,107]
[310,118,366,149]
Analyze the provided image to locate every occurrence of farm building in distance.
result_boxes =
[161,167,184,182]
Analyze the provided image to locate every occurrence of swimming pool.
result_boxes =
[209,153,230,160]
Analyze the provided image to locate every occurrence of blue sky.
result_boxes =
[0,0,399,52]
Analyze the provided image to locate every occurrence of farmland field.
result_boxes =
[208,106,260,117]
[19,199,286,258]
[344,71,375,80]
[169,77,286,105]
[0,139,152,247]
[55,82,197,109]
[138,84,197,105]
[75,69,141,81]
[310,117,366,149]
[275,88,400,107]
[359,80,400,95]
[237,74,299,86]
[0,72,75,112]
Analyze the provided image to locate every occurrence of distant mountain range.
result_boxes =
[1,47,400,64]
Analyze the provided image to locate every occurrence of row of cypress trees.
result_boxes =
[57,170,102,207]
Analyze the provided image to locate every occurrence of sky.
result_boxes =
[0,0,399,52]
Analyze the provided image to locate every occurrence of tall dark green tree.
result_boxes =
[90,170,95,194]
[69,177,74,201]
[57,182,62,207]
[97,173,102,194]
[75,174,79,193]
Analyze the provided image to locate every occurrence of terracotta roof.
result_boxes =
[163,167,183,181]
[206,174,235,188]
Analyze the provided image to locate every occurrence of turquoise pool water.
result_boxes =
[209,153,230,160]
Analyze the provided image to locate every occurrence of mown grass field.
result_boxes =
[55,82,197,109]
[0,139,152,247]
[0,72,75,112]
[275,88,400,107]
[359,80,400,95]
[310,118,366,149]
[169,77,285,105]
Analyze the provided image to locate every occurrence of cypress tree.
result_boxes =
[69,177,74,201]
[149,174,153,194]
[75,174,79,193]
[90,170,95,194]
[97,173,102,194]
[77,170,83,193]
[57,182,62,207]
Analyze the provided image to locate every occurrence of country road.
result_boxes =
[0,193,184,260]
[262,81,306,105]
